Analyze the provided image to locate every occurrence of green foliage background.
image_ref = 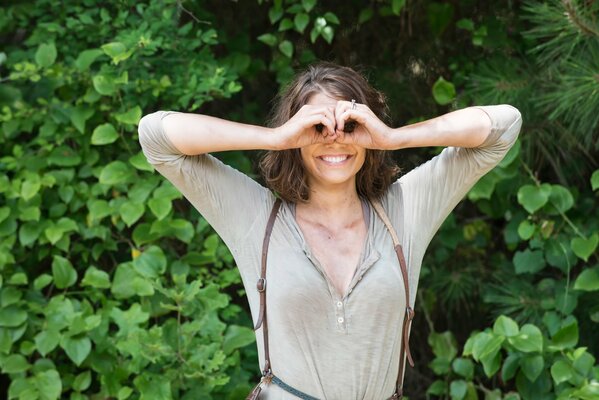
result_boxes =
[0,0,598,399]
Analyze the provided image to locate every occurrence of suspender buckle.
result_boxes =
[406,306,415,321]
[257,278,267,292]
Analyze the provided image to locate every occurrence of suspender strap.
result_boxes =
[251,197,414,399]
[253,198,282,377]
[370,198,415,399]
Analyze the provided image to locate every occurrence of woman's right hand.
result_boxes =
[273,104,338,150]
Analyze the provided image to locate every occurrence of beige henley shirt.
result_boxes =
[137,104,522,399]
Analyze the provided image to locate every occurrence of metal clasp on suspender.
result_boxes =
[257,277,266,292]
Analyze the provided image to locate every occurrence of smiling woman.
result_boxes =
[137,61,522,399]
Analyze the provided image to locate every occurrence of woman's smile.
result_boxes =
[317,153,354,166]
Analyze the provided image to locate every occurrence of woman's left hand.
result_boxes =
[333,100,394,149]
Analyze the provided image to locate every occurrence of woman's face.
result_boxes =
[300,92,366,191]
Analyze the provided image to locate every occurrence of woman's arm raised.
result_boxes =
[155,103,338,155]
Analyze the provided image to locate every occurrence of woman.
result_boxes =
[137,61,522,399]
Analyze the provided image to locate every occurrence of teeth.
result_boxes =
[320,155,349,164]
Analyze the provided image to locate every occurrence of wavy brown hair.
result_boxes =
[260,61,400,203]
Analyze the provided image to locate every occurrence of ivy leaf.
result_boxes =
[91,123,119,145]
[60,336,92,366]
[517,184,552,214]
[34,330,61,356]
[35,369,62,400]
[507,324,543,353]
[449,379,467,399]
[1,354,30,374]
[452,358,474,380]
[432,77,456,105]
[574,267,599,291]
[52,255,77,289]
[81,266,111,289]
[223,325,256,354]
[278,40,294,58]
[571,233,598,262]
[493,315,519,337]
[99,161,133,185]
[74,49,103,71]
[115,106,142,125]
[35,42,57,68]
[591,169,599,191]
[302,0,316,12]
[0,305,27,327]
[551,360,573,385]
[257,33,277,47]
[520,354,544,382]
[294,13,310,33]
[513,249,546,274]
[119,201,145,227]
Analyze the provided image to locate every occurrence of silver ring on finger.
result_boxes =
[351,99,356,110]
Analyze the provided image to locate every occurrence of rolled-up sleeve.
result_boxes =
[137,111,275,259]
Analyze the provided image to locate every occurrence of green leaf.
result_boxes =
[33,274,53,291]
[501,353,521,381]
[471,332,503,362]
[449,379,467,400]
[508,324,543,353]
[99,161,133,185]
[278,40,294,58]
[452,358,474,380]
[115,106,142,125]
[278,18,294,31]
[321,26,334,44]
[493,315,519,337]
[1,354,30,373]
[35,42,57,68]
[60,336,91,366]
[551,319,578,349]
[81,266,111,289]
[223,325,256,354]
[74,49,103,71]
[456,18,474,30]
[119,201,145,227]
[323,12,340,24]
[574,267,599,291]
[92,73,117,95]
[21,175,41,201]
[34,330,61,356]
[392,0,406,15]
[148,197,172,221]
[517,220,535,241]
[257,33,277,47]
[294,13,310,33]
[36,369,62,400]
[432,77,456,105]
[133,246,167,279]
[91,123,119,145]
[591,169,599,190]
[517,184,551,214]
[52,255,77,289]
[72,370,91,392]
[135,374,172,400]
[546,184,574,214]
[69,106,94,133]
[302,0,316,12]
[0,305,28,327]
[513,249,546,274]
[571,233,598,262]
[1,287,22,307]
[428,331,458,360]
[101,42,133,64]
[268,6,283,24]
[520,354,544,382]
[551,359,573,385]
[358,8,374,24]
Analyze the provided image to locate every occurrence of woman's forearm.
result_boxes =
[158,112,280,155]
[387,107,492,150]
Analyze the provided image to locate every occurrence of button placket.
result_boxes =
[334,298,347,331]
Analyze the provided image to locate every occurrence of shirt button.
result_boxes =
[337,317,344,323]
[336,301,343,307]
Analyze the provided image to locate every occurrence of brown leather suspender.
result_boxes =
[248,197,415,400]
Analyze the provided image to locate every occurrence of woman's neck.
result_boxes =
[296,183,363,229]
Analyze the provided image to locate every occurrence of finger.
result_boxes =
[339,109,368,131]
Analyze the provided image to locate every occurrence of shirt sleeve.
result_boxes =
[137,110,275,257]
[390,104,523,263]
